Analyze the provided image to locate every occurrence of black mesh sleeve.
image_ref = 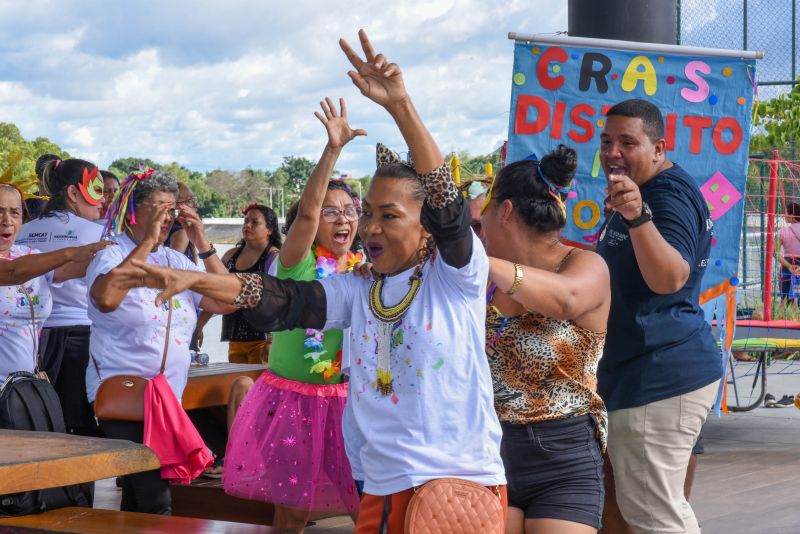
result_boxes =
[241,275,328,333]
[420,194,473,269]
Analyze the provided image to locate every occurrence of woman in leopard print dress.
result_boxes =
[480,145,611,534]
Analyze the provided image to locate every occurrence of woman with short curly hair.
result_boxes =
[87,168,233,514]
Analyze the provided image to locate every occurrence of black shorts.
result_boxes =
[500,415,604,529]
[692,427,705,455]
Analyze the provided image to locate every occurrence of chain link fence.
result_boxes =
[678,1,800,318]
[678,0,798,105]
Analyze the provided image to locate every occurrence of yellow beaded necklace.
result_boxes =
[367,258,428,396]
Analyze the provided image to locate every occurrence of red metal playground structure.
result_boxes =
[707,150,800,412]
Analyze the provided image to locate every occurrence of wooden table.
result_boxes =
[0,429,159,494]
[182,363,266,410]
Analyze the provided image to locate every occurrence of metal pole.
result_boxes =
[792,0,797,81]
[758,80,800,86]
[763,150,780,322]
[676,0,681,45]
[793,0,797,161]
[743,0,748,50]
[507,33,764,59]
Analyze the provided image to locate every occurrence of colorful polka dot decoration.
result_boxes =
[513,73,526,85]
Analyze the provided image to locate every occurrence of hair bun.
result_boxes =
[540,144,577,187]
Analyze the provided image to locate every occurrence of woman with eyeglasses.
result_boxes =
[198,203,285,365]
[215,97,364,531]
[86,169,233,514]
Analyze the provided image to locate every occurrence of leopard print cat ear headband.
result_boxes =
[375,143,415,170]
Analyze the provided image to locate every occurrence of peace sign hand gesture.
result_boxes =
[340,29,408,110]
[315,97,368,150]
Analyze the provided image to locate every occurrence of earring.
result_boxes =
[412,237,435,283]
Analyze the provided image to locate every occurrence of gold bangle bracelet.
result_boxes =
[506,262,524,295]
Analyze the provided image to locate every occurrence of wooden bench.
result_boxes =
[0,507,291,533]
[171,478,275,525]
[183,363,266,410]
[171,478,343,525]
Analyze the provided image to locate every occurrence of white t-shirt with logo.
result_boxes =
[0,245,53,383]
[17,212,105,327]
[319,233,505,495]
[85,233,202,403]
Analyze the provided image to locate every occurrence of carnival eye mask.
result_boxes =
[79,167,104,206]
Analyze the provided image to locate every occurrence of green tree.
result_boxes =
[0,122,70,191]
[278,156,316,194]
[751,81,800,153]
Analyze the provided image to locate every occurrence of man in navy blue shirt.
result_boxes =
[596,99,721,534]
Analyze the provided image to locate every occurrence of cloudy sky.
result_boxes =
[0,1,788,176]
[0,0,568,175]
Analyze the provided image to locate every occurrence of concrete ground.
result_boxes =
[200,298,800,533]
[117,239,800,533]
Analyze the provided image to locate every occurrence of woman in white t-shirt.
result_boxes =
[15,158,108,435]
[116,31,507,533]
[0,183,109,385]
[86,169,233,515]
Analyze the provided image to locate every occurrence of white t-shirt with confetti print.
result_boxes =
[320,232,505,496]
[85,233,202,403]
[0,245,53,383]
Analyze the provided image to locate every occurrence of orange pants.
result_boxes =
[227,340,269,364]
[355,484,507,534]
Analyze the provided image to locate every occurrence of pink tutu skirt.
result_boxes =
[222,371,358,514]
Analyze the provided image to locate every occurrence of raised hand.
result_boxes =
[340,29,408,110]
[352,261,377,280]
[53,240,116,283]
[70,241,115,263]
[315,97,367,150]
[605,174,644,222]
[128,259,193,307]
[144,203,172,244]
[176,209,207,248]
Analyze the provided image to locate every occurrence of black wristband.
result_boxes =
[198,246,217,260]
[622,202,653,229]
